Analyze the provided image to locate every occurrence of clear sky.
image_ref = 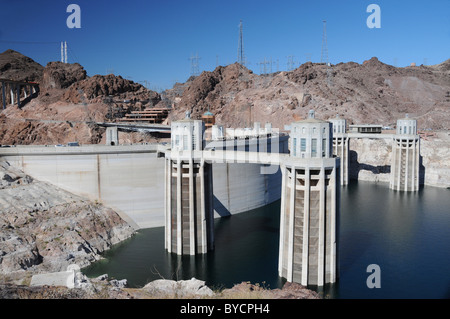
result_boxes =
[0,0,449,91]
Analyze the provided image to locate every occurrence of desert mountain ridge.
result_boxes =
[0,49,449,145]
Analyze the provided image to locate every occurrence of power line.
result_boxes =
[287,55,296,71]
[189,53,201,77]
[320,20,333,87]
[0,40,60,45]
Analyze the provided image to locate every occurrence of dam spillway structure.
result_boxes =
[278,110,340,286]
[329,115,349,186]
[164,112,214,255]
[390,114,420,192]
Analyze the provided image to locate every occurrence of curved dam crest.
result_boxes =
[0,144,284,229]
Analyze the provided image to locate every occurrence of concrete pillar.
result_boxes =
[329,115,349,185]
[332,135,349,185]
[390,136,420,191]
[280,112,340,286]
[10,85,15,106]
[16,84,21,107]
[1,82,5,110]
[165,156,214,255]
[105,127,119,145]
[165,158,172,252]
[390,115,420,192]
[279,159,340,286]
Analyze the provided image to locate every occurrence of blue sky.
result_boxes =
[0,0,449,91]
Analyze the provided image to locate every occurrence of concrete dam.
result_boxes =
[1,137,289,230]
[0,113,421,286]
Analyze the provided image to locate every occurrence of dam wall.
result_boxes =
[1,144,283,229]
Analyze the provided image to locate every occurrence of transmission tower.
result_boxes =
[258,57,271,75]
[189,53,201,77]
[237,20,246,66]
[320,21,328,64]
[320,20,333,87]
[287,55,296,71]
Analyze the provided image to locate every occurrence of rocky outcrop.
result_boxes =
[141,278,214,298]
[63,74,160,105]
[0,49,43,82]
[0,276,321,299]
[349,137,392,183]
[0,160,135,277]
[167,57,450,132]
[41,61,87,90]
[0,50,162,146]
[420,132,450,188]
[219,281,321,299]
[0,116,105,145]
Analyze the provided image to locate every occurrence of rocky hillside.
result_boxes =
[0,49,161,146]
[1,49,449,145]
[0,49,43,82]
[0,160,135,282]
[167,58,450,130]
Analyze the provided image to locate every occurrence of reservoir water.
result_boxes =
[83,181,450,298]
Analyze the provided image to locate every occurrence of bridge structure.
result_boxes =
[0,78,39,109]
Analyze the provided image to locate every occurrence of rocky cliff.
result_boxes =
[0,160,135,282]
[349,131,450,188]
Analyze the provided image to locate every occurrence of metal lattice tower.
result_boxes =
[305,53,312,62]
[320,20,333,87]
[320,20,328,64]
[287,55,296,71]
[258,57,272,75]
[189,53,201,77]
[237,20,246,66]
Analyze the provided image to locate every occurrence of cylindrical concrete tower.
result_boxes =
[279,110,340,286]
[390,114,420,191]
[165,113,214,255]
[290,110,333,159]
[329,115,349,185]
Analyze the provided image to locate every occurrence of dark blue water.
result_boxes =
[83,181,450,298]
